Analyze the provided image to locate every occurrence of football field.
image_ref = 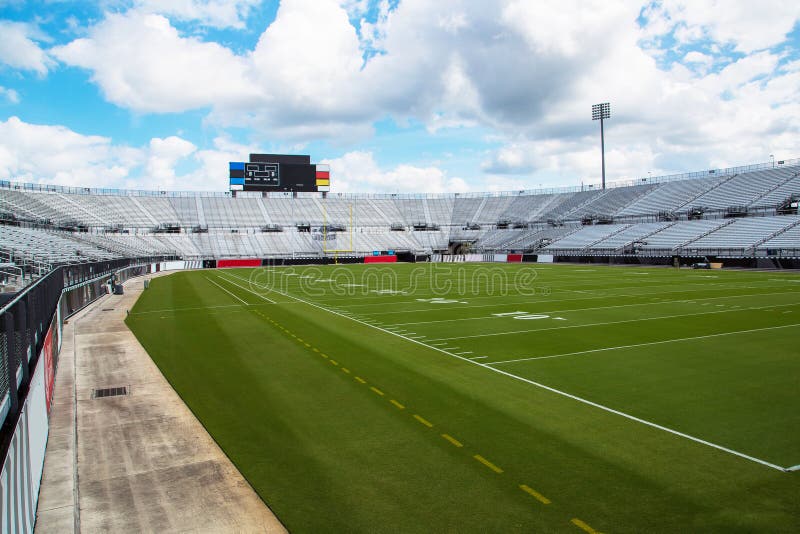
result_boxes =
[126,263,800,532]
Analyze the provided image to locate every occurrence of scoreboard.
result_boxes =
[229,154,330,193]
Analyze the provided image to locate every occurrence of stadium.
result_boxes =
[1,1,800,533]
[0,154,799,533]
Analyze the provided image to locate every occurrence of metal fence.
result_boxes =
[0,257,167,457]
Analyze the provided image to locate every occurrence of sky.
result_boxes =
[0,0,798,194]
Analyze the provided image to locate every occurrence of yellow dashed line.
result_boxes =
[354,376,366,384]
[473,454,503,473]
[297,338,304,343]
[519,484,551,505]
[312,348,319,353]
[304,343,312,348]
[370,386,385,396]
[390,399,405,410]
[341,367,351,374]
[320,353,329,359]
[330,360,339,366]
[441,434,463,448]
[570,518,601,534]
[413,414,433,428]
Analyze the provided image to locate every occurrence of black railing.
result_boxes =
[0,256,170,462]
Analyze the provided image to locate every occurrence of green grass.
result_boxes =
[125,263,800,533]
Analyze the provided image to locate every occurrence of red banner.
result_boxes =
[217,259,261,268]
[364,255,397,263]
[42,324,55,414]
[507,254,523,263]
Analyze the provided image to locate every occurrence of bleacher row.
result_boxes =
[1,215,798,264]
[0,161,798,266]
[3,165,799,230]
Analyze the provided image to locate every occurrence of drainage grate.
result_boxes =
[92,386,129,399]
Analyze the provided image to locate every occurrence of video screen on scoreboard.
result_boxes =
[230,154,324,192]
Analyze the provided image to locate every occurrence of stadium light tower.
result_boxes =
[592,102,611,190]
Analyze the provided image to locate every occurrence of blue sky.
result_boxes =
[0,1,798,193]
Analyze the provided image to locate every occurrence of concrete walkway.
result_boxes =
[35,274,286,533]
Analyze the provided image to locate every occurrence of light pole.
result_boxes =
[592,102,611,190]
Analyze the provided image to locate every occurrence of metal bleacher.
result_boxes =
[542,224,631,252]
[2,158,799,266]
[683,216,799,254]
[688,169,793,211]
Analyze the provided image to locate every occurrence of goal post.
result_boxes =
[321,200,354,260]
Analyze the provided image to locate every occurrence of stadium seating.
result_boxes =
[683,216,799,253]
[2,160,799,267]
[758,217,800,251]
[688,169,794,210]
[636,219,729,253]
[542,224,631,251]
[616,176,724,217]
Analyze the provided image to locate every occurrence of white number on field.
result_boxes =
[492,311,565,320]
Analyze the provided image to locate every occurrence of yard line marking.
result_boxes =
[205,277,250,305]
[786,465,800,472]
[217,273,276,303]
[473,455,503,473]
[341,368,351,374]
[390,399,405,409]
[129,303,247,315]
[355,376,366,384]
[386,290,800,327]
[320,353,329,359]
[370,289,799,322]
[312,348,319,352]
[469,356,489,360]
[441,434,463,448]
[488,323,800,365]
[519,484,551,505]
[427,303,800,342]
[370,386,385,396]
[224,270,791,472]
[330,360,339,366]
[413,415,434,428]
[570,518,600,534]
[455,351,473,355]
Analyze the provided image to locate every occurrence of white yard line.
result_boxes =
[217,273,276,304]
[425,302,800,342]
[355,288,799,317]
[222,271,793,472]
[130,303,246,315]
[206,277,250,305]
[487,323,800,366]
[386,290,800,328]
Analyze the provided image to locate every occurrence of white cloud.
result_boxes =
[0,86,19,104]
[0,116,141,186]
[144,136,197,189]
[40,0,800,190]
[135,0,262,29]
[323,151,469,193]
[0,20,53,74]
[643,1,800,53]
[51,12,257,113]
[683,50,714,73]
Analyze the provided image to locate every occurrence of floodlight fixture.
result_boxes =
[592,102,611,189]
